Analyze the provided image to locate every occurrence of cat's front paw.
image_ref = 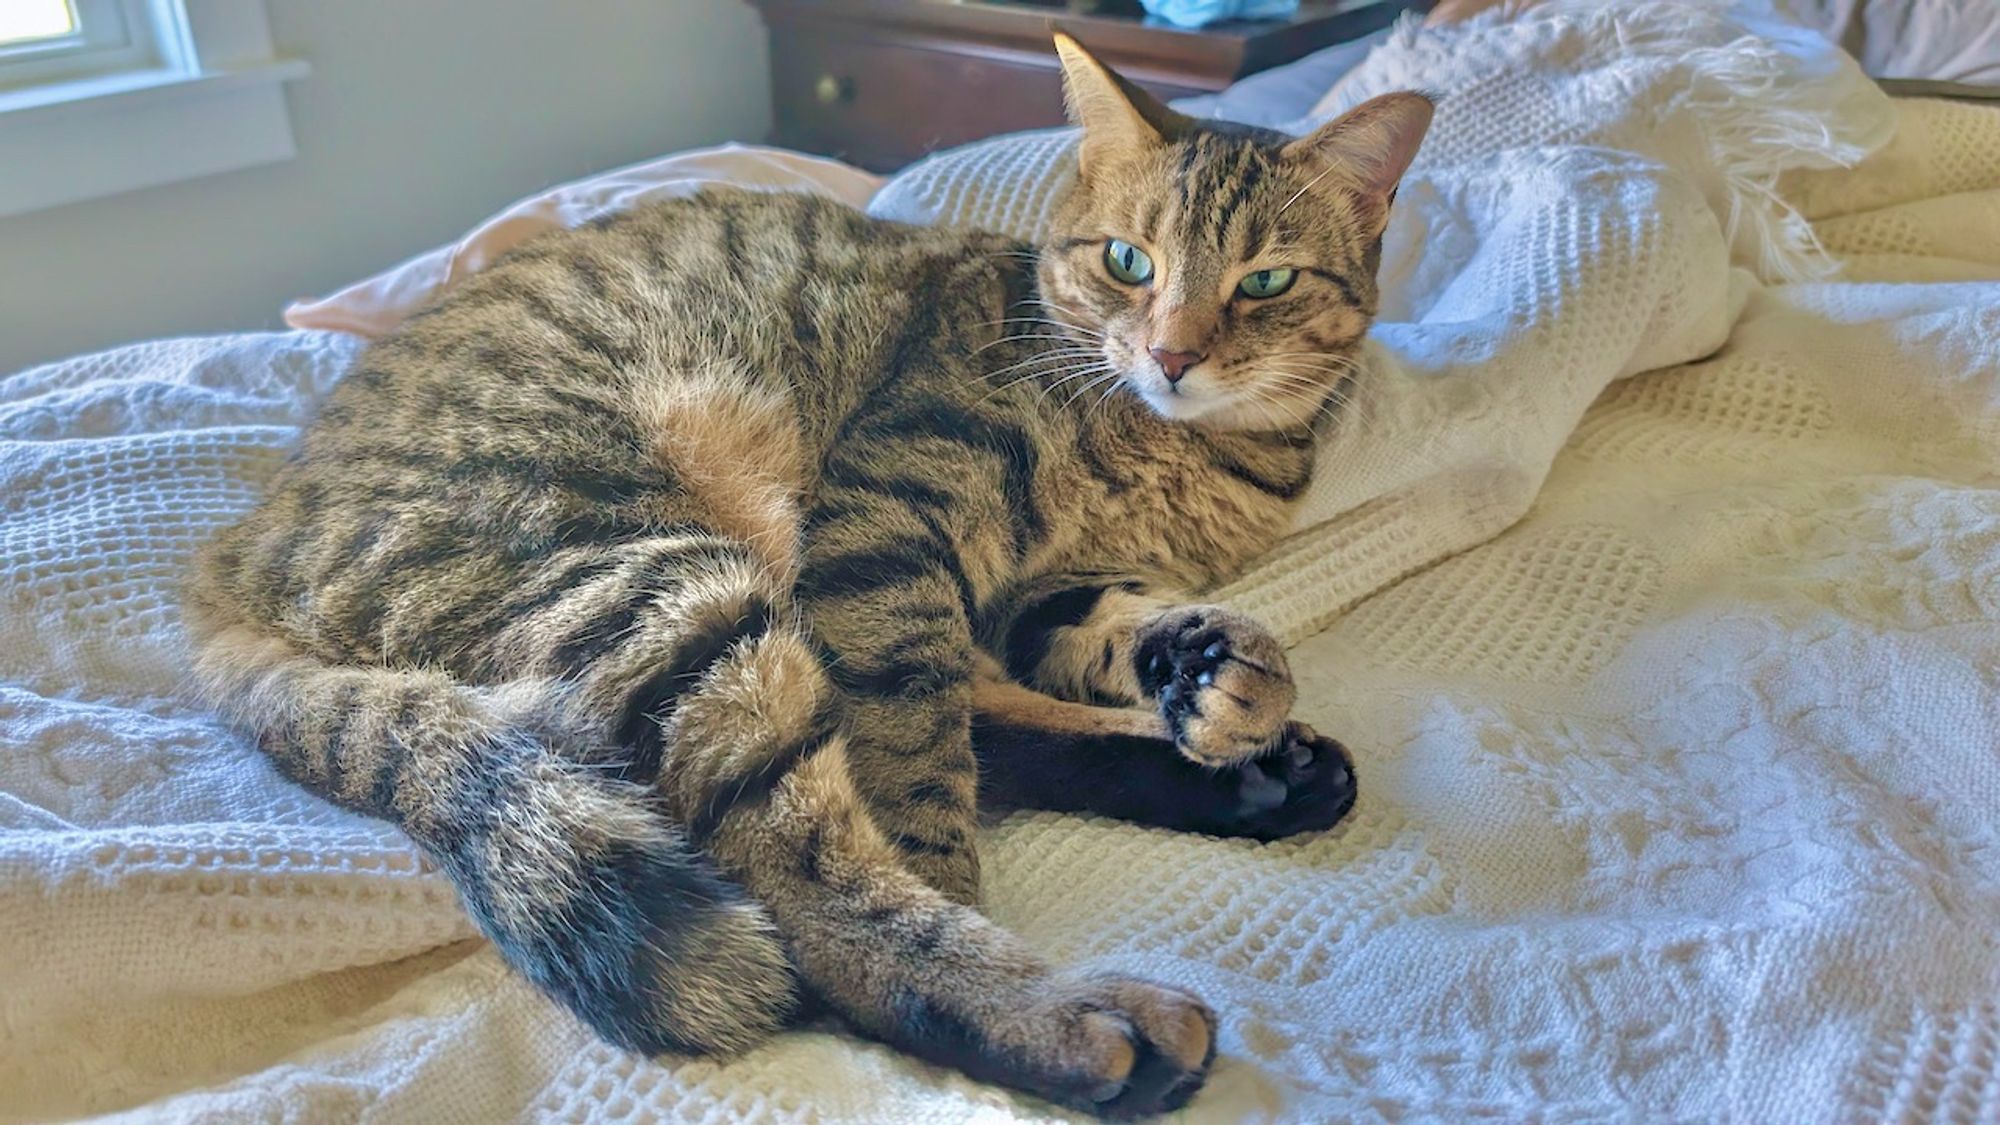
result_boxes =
[1223,721,1357,839]
[1135,606,1294,765]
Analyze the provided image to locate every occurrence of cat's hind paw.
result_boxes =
[1223,721,1356,840]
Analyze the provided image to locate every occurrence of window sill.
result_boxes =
[0,58,310,217]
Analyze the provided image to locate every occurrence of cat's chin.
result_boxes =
[1138,388,1291,432]
[1136,382,1240,422]
[1135,387,1224,425]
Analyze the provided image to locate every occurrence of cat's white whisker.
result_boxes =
[974,335,1098,356]
[974,312,1104,336]
[979,349,1101,382]
[1062,369,1124,410]
[1248,368,1384,440]
[1085,374,1127,422]
[980,360,1104,392]
[1028,296,1102,328]
[990,361,1107,394]
[979,357,1114,407]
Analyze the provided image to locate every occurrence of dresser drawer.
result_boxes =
[769,33,1209,172]
[750,0,1415,173]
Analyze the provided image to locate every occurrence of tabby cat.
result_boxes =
[185,35,1430,1118]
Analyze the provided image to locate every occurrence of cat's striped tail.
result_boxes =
[183,621,797,1055]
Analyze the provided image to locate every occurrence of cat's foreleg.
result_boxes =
[969,672,1355,839]
[984,581,1305,765]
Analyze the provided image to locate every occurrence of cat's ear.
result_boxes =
[1053,31,1182,176]
[1281,92,1434,205]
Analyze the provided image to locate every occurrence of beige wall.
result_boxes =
[0,0,771,372]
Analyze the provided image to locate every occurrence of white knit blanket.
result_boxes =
[7,4,2000,1121]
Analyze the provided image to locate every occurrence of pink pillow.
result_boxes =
[285,144,884,339]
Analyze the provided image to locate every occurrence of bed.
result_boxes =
[5,2,1999,1120]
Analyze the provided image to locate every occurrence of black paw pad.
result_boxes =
[1138,619,1247,730]
[1224,723,1356,840]
[1137,615,1213,692]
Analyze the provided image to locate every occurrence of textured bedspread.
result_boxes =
[5,3,2000,1121]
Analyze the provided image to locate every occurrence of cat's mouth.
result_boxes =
[1113,345,1324,430]
[1131,376,1218,422]
[1122,355,1248,425]
[1116,348,1226,422]
[1125,363,1340,432]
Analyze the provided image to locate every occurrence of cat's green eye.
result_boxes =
[1237,268,1297,300]
[1104,239,1154,285]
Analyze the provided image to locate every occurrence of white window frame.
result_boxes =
[0,0,309,217]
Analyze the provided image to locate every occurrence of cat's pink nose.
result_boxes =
[1149,348,1204,383]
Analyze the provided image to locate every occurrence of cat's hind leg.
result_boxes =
[187,526,806,1057]
[703,736,1217,1119]
[569,521,1218,1114]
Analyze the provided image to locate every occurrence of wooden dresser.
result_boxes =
[746,0,1418,172]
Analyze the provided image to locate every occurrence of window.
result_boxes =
[0,1,79,45]
[0,0,184,91]
[0,0,309,217]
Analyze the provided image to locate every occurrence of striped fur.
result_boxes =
[184,35,1427,1118]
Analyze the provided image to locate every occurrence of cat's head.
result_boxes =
[1039,33,1431,431]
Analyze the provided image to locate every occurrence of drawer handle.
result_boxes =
[814,74,856,106]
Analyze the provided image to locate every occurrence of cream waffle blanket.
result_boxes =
[6,3,2000,1120]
